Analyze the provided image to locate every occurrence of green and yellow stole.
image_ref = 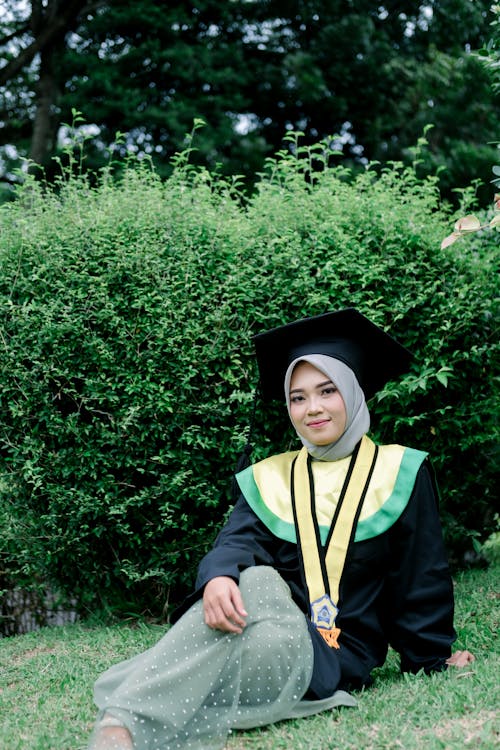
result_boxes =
[236,436,427,647]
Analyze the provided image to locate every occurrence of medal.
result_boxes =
[310,593,338,629]
[310,594,341,649]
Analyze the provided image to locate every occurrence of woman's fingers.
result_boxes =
[203,576,248,633]
[446,650,475,667]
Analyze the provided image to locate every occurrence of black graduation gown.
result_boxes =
[173,460,456,698]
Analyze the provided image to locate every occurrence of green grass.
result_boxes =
[0,565,498,750]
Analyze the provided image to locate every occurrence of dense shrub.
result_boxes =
[0,139,498,620]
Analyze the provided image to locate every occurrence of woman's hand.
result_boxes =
[446,650,475,667]
[203,576,248,634]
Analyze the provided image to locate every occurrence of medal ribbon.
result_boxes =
[291,435,378,648]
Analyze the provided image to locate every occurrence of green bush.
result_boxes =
[0,136,498,620]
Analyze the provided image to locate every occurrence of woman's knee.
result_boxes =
[238,566,305,629]
[239,566,290,599]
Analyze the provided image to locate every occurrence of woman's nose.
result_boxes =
[307,397,322,413]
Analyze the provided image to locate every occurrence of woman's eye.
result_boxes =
[290,395,304,403]
[322,387,337,396]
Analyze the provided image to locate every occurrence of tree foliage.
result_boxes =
[476,2,500,93]
[0,0,498,201]
[0,134,498,622]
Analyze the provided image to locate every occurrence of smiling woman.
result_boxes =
[88,308,473,750]
[288,362,347,446]
[285,355,369,460]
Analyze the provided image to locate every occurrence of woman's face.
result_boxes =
[289,361,347,446]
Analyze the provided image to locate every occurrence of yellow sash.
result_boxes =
[291,435,378,648]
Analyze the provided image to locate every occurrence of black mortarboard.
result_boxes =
[253,308,413,402]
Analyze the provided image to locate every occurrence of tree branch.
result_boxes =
[0,22,31,48]
[0,0,102,86]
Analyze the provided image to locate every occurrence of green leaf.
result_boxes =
[436,368,453,387]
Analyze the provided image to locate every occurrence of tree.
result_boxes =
[0,1,98,175]
[0,1,498,197]
[476,2,500,92]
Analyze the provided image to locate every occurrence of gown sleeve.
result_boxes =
[383,459,456,674]
[195,494,276,586]
[169,495,277,622]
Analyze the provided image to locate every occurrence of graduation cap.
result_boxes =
[253,308,413,402]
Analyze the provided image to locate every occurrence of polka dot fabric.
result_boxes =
[88,567,354,749]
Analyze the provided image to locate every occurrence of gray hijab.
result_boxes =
[284,354,370,461]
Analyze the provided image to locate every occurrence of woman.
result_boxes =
[89,308,473,750]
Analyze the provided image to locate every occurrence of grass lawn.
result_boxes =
[0,565,498,750]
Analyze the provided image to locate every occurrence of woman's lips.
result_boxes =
[306,419,330,428]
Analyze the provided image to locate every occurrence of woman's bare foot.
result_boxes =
[90,714,133,750]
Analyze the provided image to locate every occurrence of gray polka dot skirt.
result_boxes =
[89,566,355,749]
